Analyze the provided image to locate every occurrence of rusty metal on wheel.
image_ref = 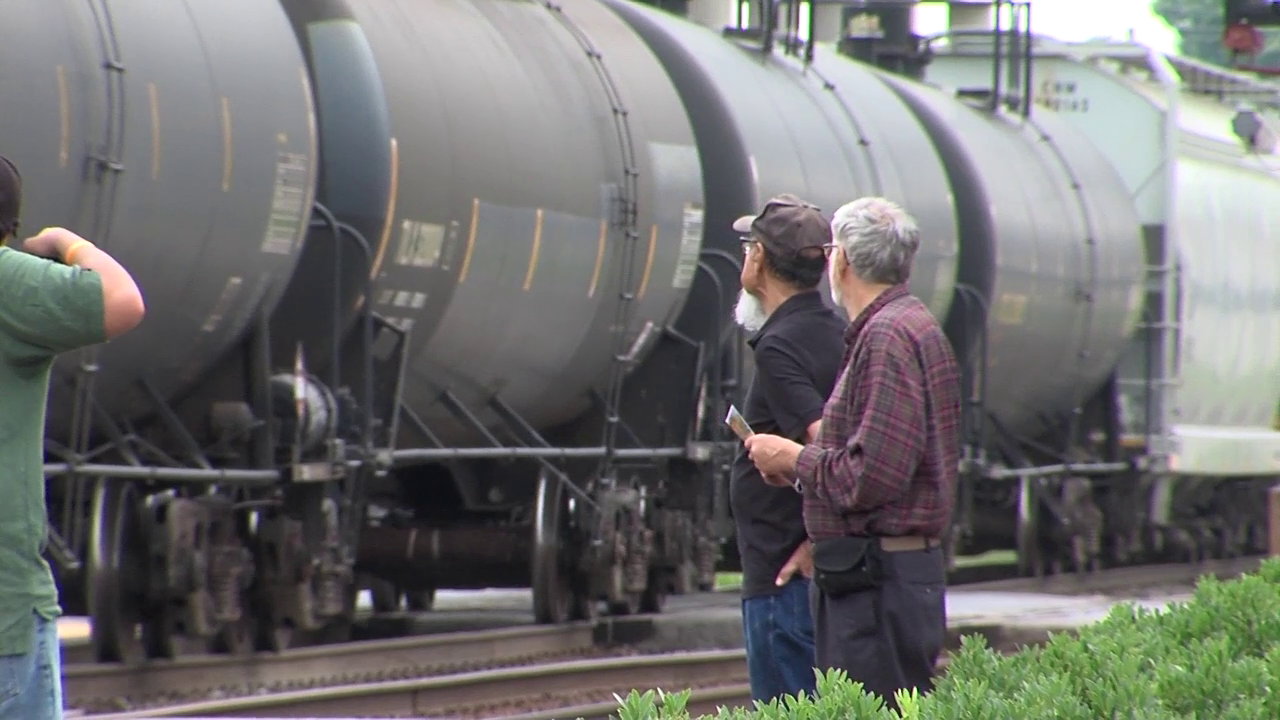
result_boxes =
[88,649,749,719]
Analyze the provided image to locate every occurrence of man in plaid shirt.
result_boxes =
[745,196,961,709]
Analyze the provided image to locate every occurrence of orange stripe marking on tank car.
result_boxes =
[523,208,544,291]
[220,97,233,192]
[148,82,161,180]
[636,224,658,301]
[458,198,480,284]
[302,66,317,175]
[588,220,607,298]
[369,136,400,281]
[56,65,70,169]
[355,137,400,312]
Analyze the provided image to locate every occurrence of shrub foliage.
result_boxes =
[610,558,1280,719]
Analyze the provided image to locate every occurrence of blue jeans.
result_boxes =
[741,577,817,704]
[0,613,63,720]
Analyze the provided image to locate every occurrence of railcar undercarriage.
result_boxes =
[44,209,736,662]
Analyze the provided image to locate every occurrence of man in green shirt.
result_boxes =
[0,156,145,719]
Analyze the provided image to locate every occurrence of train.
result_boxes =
[2,0,1276,664]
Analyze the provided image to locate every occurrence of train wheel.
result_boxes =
[211,614,255,656]
[571,586,599,622]
[639,568,666,614]
[405,588,435,612]
[532,470,575,624]
[369,579,400,613]
[141,604,182,659]
[254,599,295,652]
[607,595,641,616]
[87,478,147,664]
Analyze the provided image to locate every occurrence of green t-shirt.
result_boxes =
[0,246,106,656]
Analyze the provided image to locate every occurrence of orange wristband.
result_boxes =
[63,239,93,265]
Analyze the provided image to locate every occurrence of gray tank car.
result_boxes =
[1,0,317,440]
[24,0,723,661]
[878,75,1145,445]
[339,0,705,447]
[604,0,961,326]
[925,34,1280,570]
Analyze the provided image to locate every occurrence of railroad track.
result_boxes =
[66,555,1263,717]
[68,623,601,715]
[80,628,1056,719]
[956,554,1262,597]
[90,649,751,719]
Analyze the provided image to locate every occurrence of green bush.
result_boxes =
[612,557,1280,719]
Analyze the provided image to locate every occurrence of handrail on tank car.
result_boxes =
[919,0,1035,118]
[693,248,746,543]
[694,256,728,448]
[308,201,378,459]
[950,282,989,540]
[309,201,381,553]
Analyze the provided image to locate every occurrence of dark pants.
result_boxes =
[741,576,817,703]
[809,547,946,710]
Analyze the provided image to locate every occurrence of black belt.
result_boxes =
[876,536,937,552]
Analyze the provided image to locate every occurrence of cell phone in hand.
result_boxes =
[724,405,754,441]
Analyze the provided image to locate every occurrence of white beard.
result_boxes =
[733,288,768,333]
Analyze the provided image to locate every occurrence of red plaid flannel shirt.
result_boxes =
[795,285,962,541]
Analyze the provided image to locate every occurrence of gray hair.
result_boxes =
[830,197,920,285]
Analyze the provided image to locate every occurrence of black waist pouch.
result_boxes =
[812,536,884,598]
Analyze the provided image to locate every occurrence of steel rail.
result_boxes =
[480,622,1088,720]
[67,622,597,714]
[89,649,749,718]
[484,627,1077,720]
[956,554,1261,596]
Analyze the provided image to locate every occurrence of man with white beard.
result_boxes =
[728,194,846,704]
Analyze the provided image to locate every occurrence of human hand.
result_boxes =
[761,472,794,488]
[743,433,802,476]
[775,539,813,585]
[23,227,84,260]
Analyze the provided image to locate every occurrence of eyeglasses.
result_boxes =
[743,238,841,259]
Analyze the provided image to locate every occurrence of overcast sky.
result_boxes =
[913,0,1180,53]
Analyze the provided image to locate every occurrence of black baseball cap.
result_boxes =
[732,193,831,259]
[0,155,20,239]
